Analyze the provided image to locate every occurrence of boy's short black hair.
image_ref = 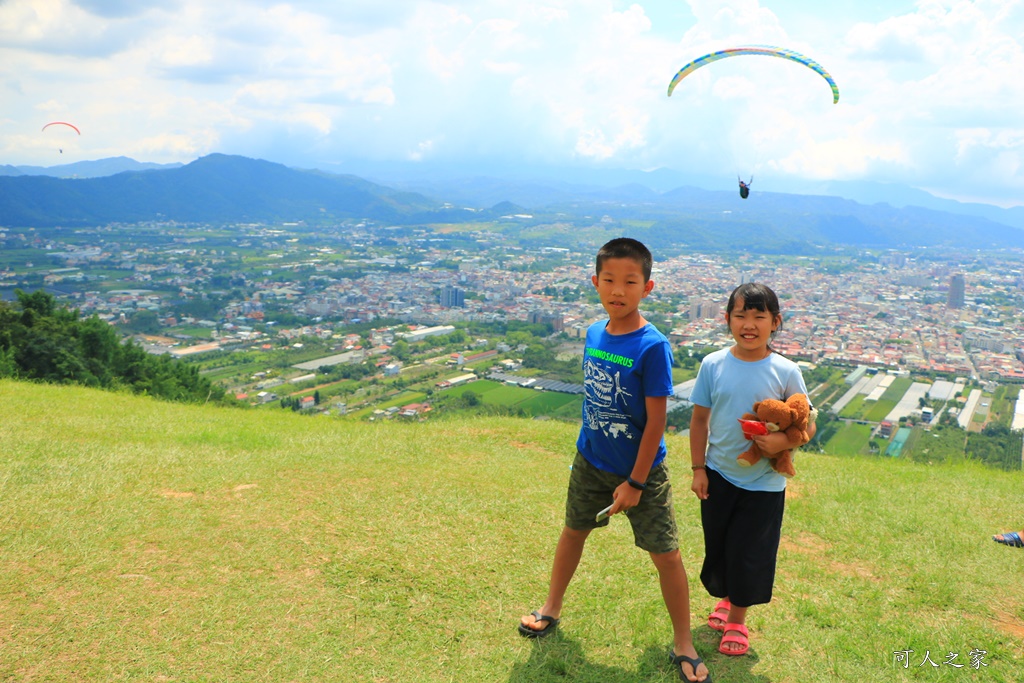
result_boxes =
[595,238,653,281]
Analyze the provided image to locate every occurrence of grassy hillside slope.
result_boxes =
[2,379,1022,682]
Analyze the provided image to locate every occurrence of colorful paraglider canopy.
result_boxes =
[667,46,839,104]
[42,121,81,134]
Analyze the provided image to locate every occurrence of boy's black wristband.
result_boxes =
[626,476,647,490]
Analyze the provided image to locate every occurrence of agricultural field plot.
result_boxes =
[514,391,580,417]
[903,426,968,464]
[823,421,875,456]
[427,222,500,233]
[451,380,522,404]
[0,248,44,269]
[286,378,362,399]
[863,399,897,422]
[200,364,261,383]
[78,268,136,281]
[172,326,215,339]
[836,376,915,423]
[810,382,846,409]
[879,377,913,401]
[446,380,581,417]
[348,390,429,419]
[190,354,279,378]
[838,394,868,420]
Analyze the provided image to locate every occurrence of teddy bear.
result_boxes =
[737,393,812,478]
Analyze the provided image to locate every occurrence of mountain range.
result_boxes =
[1,154,1023,251]
[0,156,183,179]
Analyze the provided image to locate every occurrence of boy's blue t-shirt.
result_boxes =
[576,320,675,478]
[689,346,810,492]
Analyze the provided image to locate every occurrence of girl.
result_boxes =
[688,282,815,656]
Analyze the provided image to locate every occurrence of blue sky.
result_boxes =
[1,1,1022,207]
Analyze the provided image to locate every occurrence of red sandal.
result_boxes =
[718,623,749,656]
[707,599,730,632]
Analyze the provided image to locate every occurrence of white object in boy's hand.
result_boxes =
[595,503,614,522]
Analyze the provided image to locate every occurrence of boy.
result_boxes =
[518,238,710,683]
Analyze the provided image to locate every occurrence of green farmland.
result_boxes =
[446,379,582,418]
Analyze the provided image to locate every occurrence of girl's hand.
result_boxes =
[751,431,793,456]
[691,469,709,500]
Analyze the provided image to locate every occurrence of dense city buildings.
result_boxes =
[3,221,1024,383]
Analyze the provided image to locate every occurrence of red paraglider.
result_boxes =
[42,121,81,135]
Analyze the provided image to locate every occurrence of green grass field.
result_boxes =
[2,379,1022,682]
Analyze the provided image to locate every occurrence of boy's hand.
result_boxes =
[691,469,709,500]
[611,480,642,514]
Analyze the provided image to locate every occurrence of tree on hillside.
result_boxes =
[123,309,162,335]
[967,423,1024,471]
[0,290,230,406]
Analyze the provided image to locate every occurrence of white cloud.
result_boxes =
[775,114,908,179]
[154,34,214,68]
[0,0,1022,205]
[0,0,89,44]
[408,138,437,161]
[831,0,1024,201]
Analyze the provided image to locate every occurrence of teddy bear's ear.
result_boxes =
[752,401,762,412]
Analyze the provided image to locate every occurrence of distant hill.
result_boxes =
[0,156,183,178]
[386,173,1024,238]
[353,159,1024,231]
[786,178,1024,231]
[0,154,442,226]
[2,153,1024,250]
[633,186,1024,252]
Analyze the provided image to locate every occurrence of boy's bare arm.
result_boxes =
[612,395,668,513]
[631,394,668,483]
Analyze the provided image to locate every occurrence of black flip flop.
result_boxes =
[517,610,559,638]
[669,650,712,682]
[993,531,1024,547]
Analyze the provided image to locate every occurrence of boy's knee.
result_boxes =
[562,525,592,542]
[649,547,683,569]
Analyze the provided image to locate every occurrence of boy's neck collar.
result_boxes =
[605,314,648,336]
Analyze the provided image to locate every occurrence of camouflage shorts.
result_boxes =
[565,451,679,555]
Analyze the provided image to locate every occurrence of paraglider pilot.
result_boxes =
[738,176,752,199]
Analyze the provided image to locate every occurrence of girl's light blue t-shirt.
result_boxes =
[689,347,809,492]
